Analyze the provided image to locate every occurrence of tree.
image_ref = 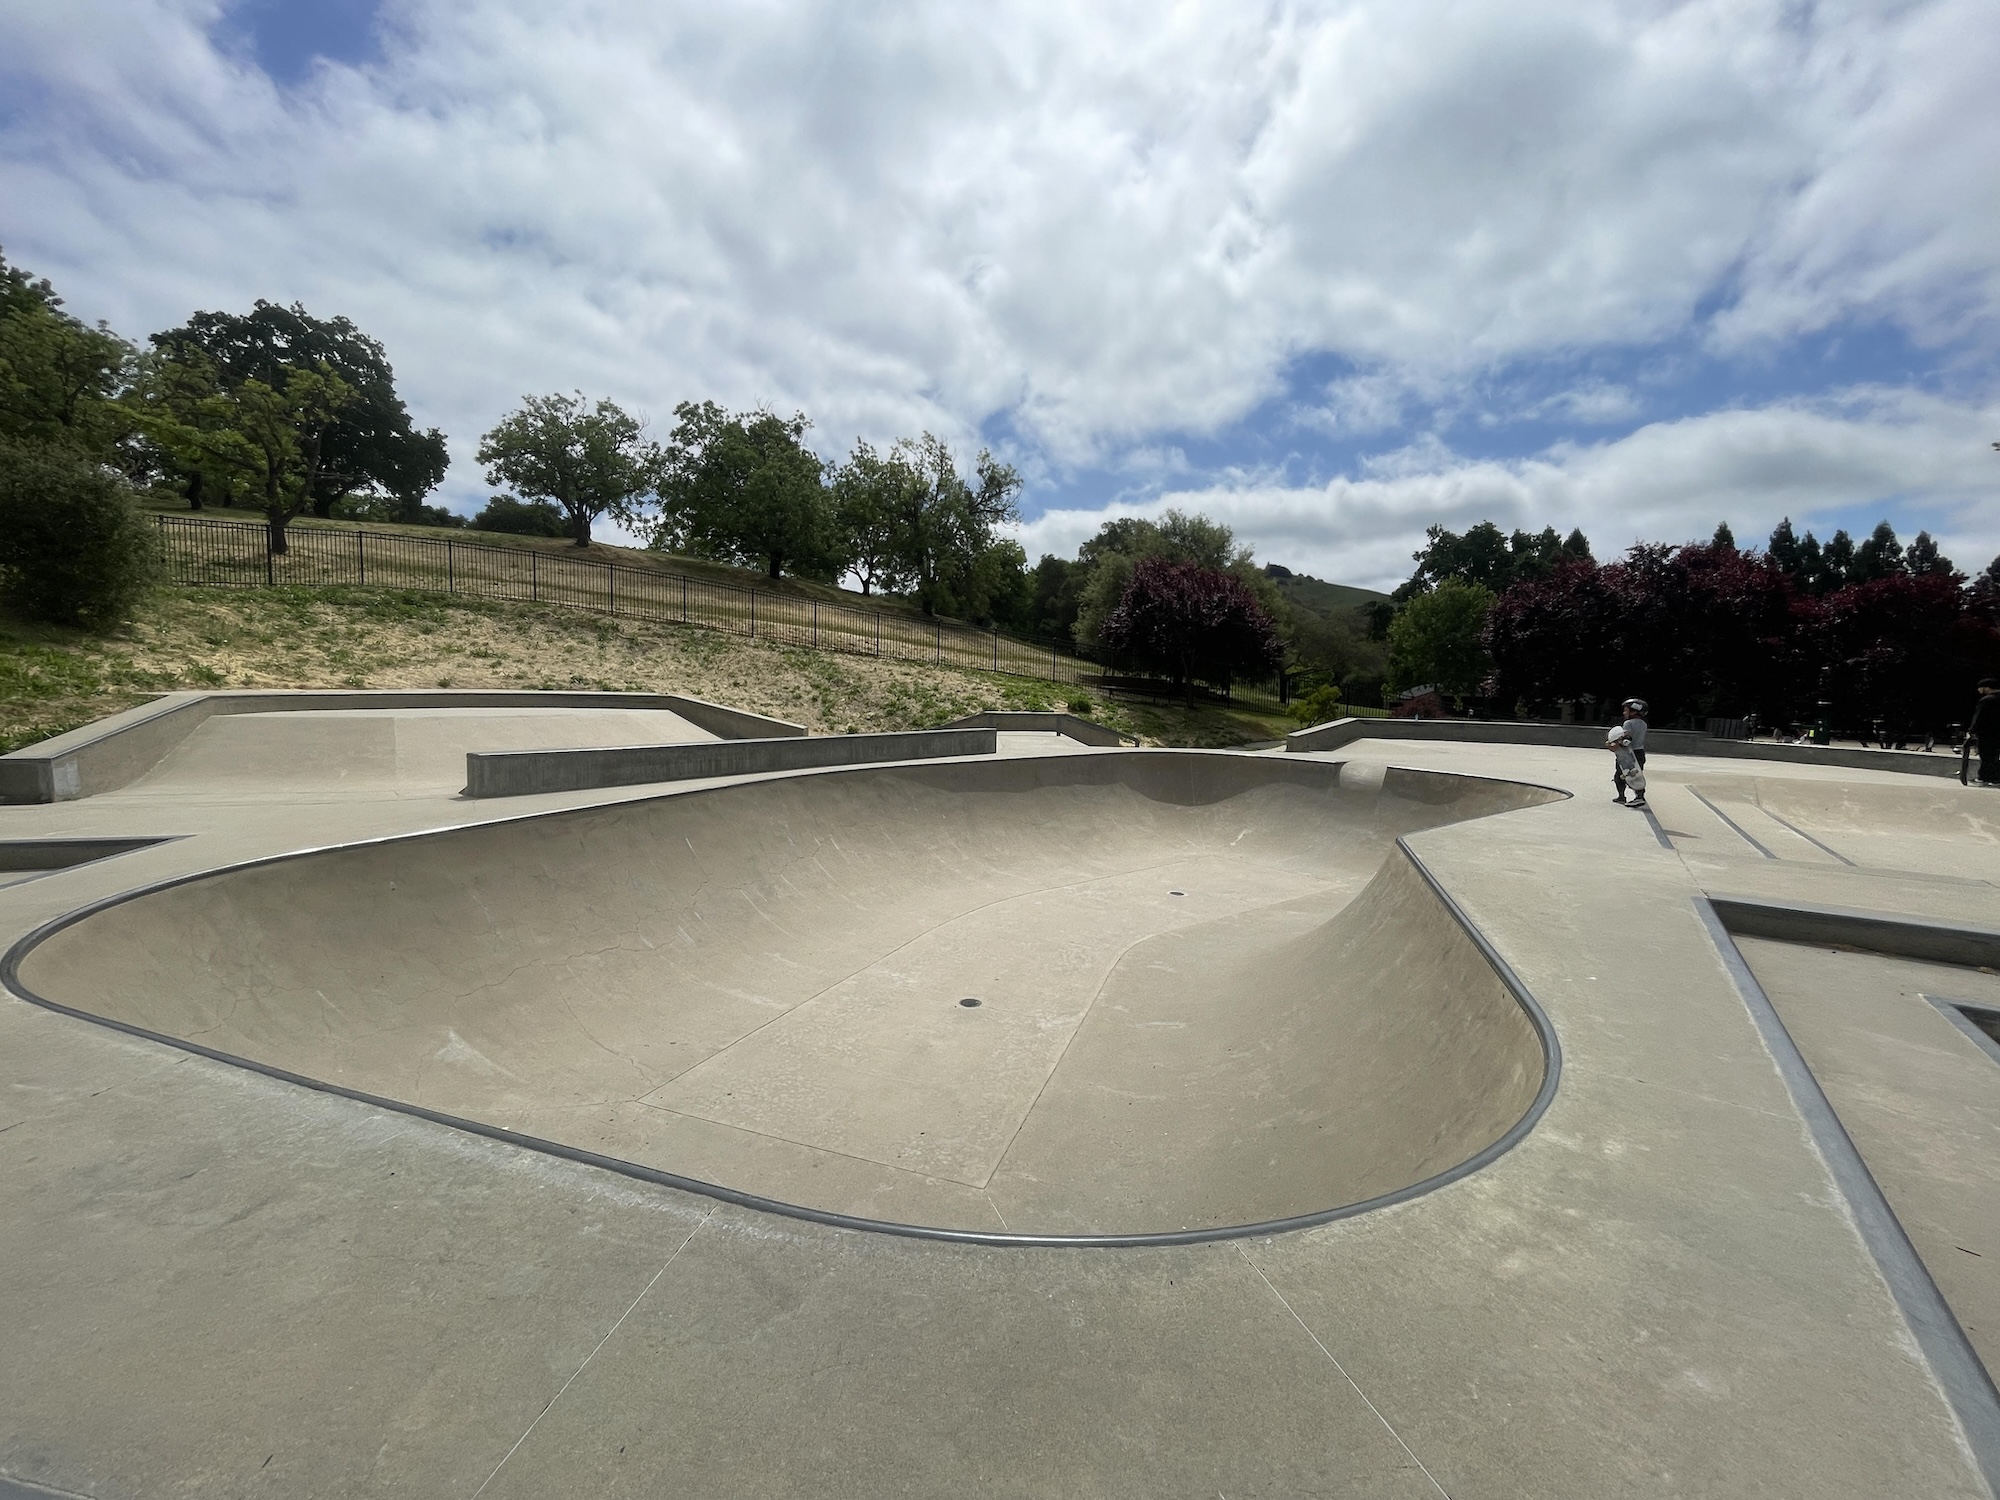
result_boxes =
[149,301,447,520]
[0,439,158,628]
[1386,578,1495,701]
[1906,531,1955,577]
[132,354,358,553]
[1852,521,1905,582]
[1395,520,1589,601]
[827,439,917,595]
[470,494,567,537]
[478,393,662,548]
[1099,557,1282,694]
[658,402,831,579]
[0,250,134,462]
[1711,521,1737,551]
[889,433,1022,616]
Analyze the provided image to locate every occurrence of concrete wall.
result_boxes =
[464,727,999,798]
[941,711,1134,747]
[1285,716,1963,778]
[0,690,806,804]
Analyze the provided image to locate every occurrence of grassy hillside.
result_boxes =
[0,584,1297,755]
[1266,568,1393,618]
[140,497,983,627]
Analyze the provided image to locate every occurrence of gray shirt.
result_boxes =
[1622,716,1647,752]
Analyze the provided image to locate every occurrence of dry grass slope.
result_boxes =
[1,585,1296,753]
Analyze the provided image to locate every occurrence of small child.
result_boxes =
[1607,726,1648,809]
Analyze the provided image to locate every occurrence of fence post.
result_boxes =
[749,591,756,639]
[356,529,365,585]
[446,539,454,594]
[992,631,998,672]
[265,523,274,587]
[875,611,880,657]
[608,561,616,617]
[935,618,941,666]
[682,575,689,622]
[811,599,818,647]
[531,551,538,602]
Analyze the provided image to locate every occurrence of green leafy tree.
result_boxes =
[1386,577,1496,700]
[0,250,134,462]
[0,439,158,628]
[149,300,447,520]
[132,354,358,553]
[1395,521,1588,602]
[478,392,662,548]
[889,433,1022,616]
[659,402,831,579]
[827,439,921,596]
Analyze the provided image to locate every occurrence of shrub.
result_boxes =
[1289,682,1343,725]
[470,494,568,537]
[1066,695,1093,714]
[0,440,159,628]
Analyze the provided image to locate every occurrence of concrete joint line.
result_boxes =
[1697,899,2000,1497]
[471,1207,713,1498]
[1684,787,1776,860]
[1237,1244,1453,1498]
[1924,996,2000,1072]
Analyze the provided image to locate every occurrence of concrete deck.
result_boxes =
[3,707,1999,1497]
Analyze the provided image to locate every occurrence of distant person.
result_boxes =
[1613,697,1648,804]
[1972,677,2000,786]
[1608,726,1648,810]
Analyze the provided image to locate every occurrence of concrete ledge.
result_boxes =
[1285,717,1708,756]
[1709,895,2000,968]
[464,727,999,798]
[1284,715,1964,778]
[0,690,806,804]
[940,711,1135,747]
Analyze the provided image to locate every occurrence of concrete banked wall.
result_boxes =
[13,752,1562,1240]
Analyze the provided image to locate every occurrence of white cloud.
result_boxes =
[1014,390,2000,591]
[2,0,1996,556]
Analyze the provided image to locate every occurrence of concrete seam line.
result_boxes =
[471,1207,713,1498]
[1684,786,1777,859]
[0,765,1562,1249]
[1753,806,1858,866]
[1237,1244,1453,1499]
[1923,996,2000,1071]
[1697,899,2000,1497]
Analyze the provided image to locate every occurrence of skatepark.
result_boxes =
[3,693,1999,1497]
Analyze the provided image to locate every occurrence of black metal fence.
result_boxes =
[155,515,1089,684]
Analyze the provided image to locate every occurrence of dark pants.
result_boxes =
[1980,737,1998,785]
[1616,748,1647,799]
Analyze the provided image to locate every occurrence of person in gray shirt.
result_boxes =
[1614,697,1648,805]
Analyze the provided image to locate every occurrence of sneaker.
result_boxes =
[1628,798,1649,810]
[1613,795,1627,804]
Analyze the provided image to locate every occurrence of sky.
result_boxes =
[3,0,1997,592]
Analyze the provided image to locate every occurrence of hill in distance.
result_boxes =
[1261,563,1393,618]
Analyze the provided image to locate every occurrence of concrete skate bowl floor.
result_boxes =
[6,752,1564,1243]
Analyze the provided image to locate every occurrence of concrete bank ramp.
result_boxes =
[109,707,718,802]
[14,752,1562,1239]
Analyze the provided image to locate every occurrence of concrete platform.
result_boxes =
[4,704,2000,1497]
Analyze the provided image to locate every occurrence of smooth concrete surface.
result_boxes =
[1286,713,1968,777]
[14,754,1552,1236]
[941,710,1136,746]
[0,689,805,804]
[464,725,1000,799]
[5,714,2000,1496]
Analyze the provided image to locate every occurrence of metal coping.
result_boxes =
[1700,900,2000,1496]
[0,756,1564,1250]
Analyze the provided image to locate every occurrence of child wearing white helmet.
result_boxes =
[1615,697,1649,805]
[1607,725,1648,809]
